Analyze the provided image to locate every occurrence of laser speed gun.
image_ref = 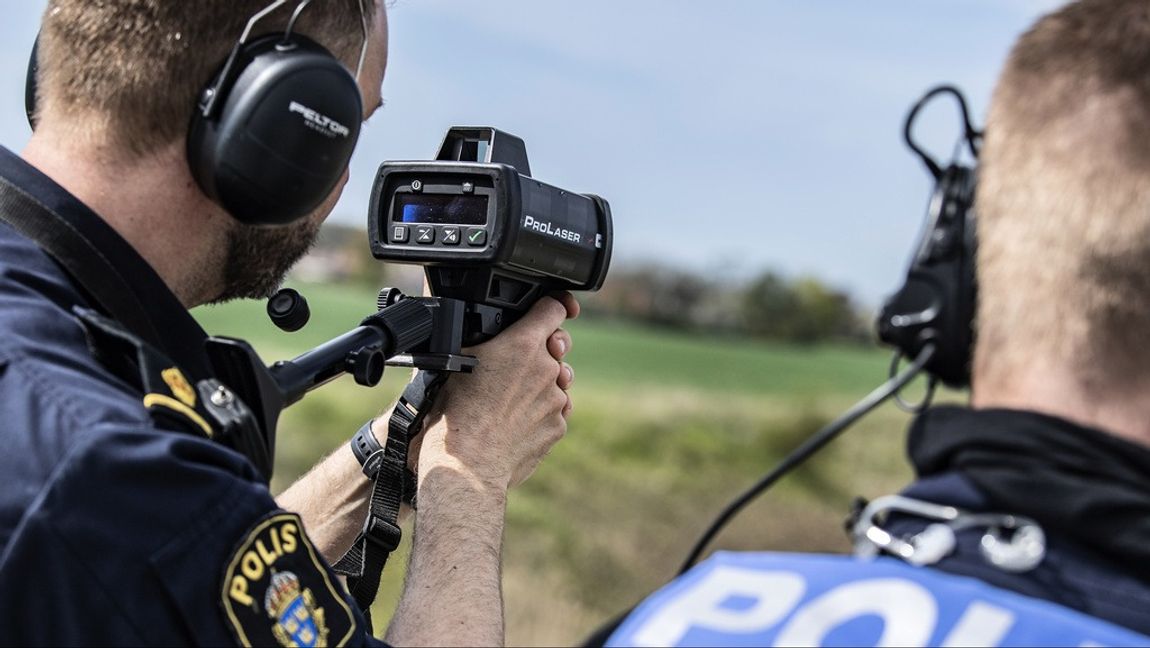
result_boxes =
[367,127,613,344]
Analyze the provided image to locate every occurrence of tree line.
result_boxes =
[581,262,873,345]
[301,225,873,346]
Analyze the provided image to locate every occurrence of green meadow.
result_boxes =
[194,282,933,646]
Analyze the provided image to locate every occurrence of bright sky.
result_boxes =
[0,0,1068,305]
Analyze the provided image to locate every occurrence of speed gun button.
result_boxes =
[415,226,436,244]
[466,228,487,247]
[391,225,409,243]
[442,227,461,246]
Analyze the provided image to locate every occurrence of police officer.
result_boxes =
[0,1,578,645]
[605,1,1150,645]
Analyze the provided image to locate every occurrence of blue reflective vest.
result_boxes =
[608,552,1150,647]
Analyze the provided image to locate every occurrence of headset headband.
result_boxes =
[199,0,370,120]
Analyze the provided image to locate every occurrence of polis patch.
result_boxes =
[221,513,357,647]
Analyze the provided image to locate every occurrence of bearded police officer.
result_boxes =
[0,1,578,645]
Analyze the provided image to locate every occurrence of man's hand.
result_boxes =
[418,292,578,491]
[386,294,579,647]
[279,293,578,598]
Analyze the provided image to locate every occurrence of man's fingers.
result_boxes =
[557,362,575,390]
[550,291,581,320]
[548,329,573,360]
[505,296,569,340]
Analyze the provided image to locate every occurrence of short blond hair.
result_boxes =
[35,0,371,155]
[975,0,1150,390]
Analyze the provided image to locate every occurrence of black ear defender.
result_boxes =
[878,86,981,396]
[188,0,368,226]
[25,1,368,226]
[25,35,40,131]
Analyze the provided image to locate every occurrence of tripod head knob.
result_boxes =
[347,347,385,387]
[377,287,403,311]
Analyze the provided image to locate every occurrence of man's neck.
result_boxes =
[972,360,1150,449]
[21,128,230,308]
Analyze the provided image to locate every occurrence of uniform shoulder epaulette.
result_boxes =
[73,306,216,439]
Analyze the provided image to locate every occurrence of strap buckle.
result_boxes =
[388,400,419,440]
[362,514,402,553]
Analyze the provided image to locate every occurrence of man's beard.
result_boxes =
[211,217,323,303]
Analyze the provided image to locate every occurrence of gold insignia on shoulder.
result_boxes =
[267,571,330,647]
[143,394,214,439]
[162,367,197,407]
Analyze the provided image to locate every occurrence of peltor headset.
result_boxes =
[26,0,369,226]
[877,85,982,392]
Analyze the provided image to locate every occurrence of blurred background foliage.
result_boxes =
[300,224,875,344]
[193,225,938,646]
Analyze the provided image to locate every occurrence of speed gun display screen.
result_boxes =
[396,194,488,226]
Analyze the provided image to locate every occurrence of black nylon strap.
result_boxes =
[0,174,165,350]
[334,369,449,631]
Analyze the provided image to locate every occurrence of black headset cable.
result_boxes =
[676,343,937,576]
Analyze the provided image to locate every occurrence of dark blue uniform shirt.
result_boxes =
[889,406,1150,636]
[0,147,377,646]
[889,471,1150,635]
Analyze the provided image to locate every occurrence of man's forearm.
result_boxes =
[277,413,416,563]
[385,462,508,647]
[276,442,374,563]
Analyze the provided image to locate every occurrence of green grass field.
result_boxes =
[195,281,894,397]
[194,283,932,646]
